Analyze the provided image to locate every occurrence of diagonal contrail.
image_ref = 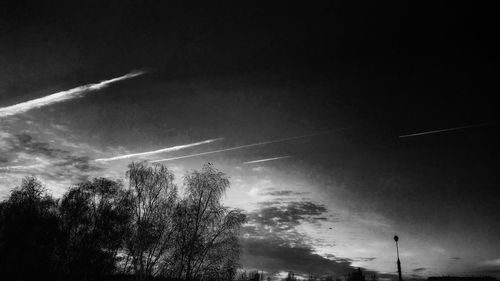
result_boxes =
[151,129,346,163]
[0,70,147,118]
[95,138,223,162]
[243,155,292,164]
[399,122,495,138]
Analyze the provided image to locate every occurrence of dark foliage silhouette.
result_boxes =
[347,268,366,281]
[58,178,133,280]
[0,162,245,281]
[236,270,262,281]
[0,177,60,281]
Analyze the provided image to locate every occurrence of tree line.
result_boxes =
[234,267,378,281]
[0,162,246,281]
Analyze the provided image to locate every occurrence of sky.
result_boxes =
[1,1,500,280]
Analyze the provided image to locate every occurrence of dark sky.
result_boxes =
[1,1,499,279]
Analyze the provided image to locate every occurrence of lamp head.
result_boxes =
[394,235,399,242]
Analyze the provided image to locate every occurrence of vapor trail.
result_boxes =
[0,70,147,118]
[151,129,344,163]
[95,138,223,162]
[243,155,292,164]
[399,122,494,138]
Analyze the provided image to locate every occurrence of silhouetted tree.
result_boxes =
[0,163,246,281]
[238,271,249,281]
[169,163,246,281]
[308,274,317,281]
[323,275,334,281]
[0,177,61,280]
[248,271,261,281]
[284,271,297,281]
[58,177,133,280]
[347,268,366,281]
[368,273,378,281]
[125,162,178,280]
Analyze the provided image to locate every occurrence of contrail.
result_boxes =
[0,70,147,118]
[95,138,223,162]
[151,129,345,163]
[243,155,292,164]
[399,122,495,138]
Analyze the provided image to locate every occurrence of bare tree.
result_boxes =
[170,163,246,281]
[126,162,178,280]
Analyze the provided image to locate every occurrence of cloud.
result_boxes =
[252,201,327,226]
[239,198,393,278]
[243,201,329,242]
[0,164,44,171]
[358,257,376,262]
[239,199,357,276]
[0,70,146,118]
[480,258,500,267]
[95,138,223,162]
[413,268,427,272]
[9,133,66,158]
[241,238,355,277]
[0,133,102,186]
[251,166,265,172]
[263,190,310,196]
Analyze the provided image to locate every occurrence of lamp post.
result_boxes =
[394,235,403,281]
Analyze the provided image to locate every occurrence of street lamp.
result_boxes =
[394,235,403,281]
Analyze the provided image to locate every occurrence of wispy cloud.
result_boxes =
[241,238,355,277]
[240,199,356,276]
[247,201,328,233]
[413,268,427,272]
[0,133,102,192]
[263,190,310,196]
[479,258,500,267]
[95,138,223,162]
[0,164,44,171]
[243,156,292,164]
[0,70,146,118]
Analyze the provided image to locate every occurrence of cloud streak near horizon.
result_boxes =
[243,155,292,164]
[0,70,147,118]
[95,138,223,162]
[0,164,43,171]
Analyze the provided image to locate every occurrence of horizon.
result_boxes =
[1,1,499,280]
